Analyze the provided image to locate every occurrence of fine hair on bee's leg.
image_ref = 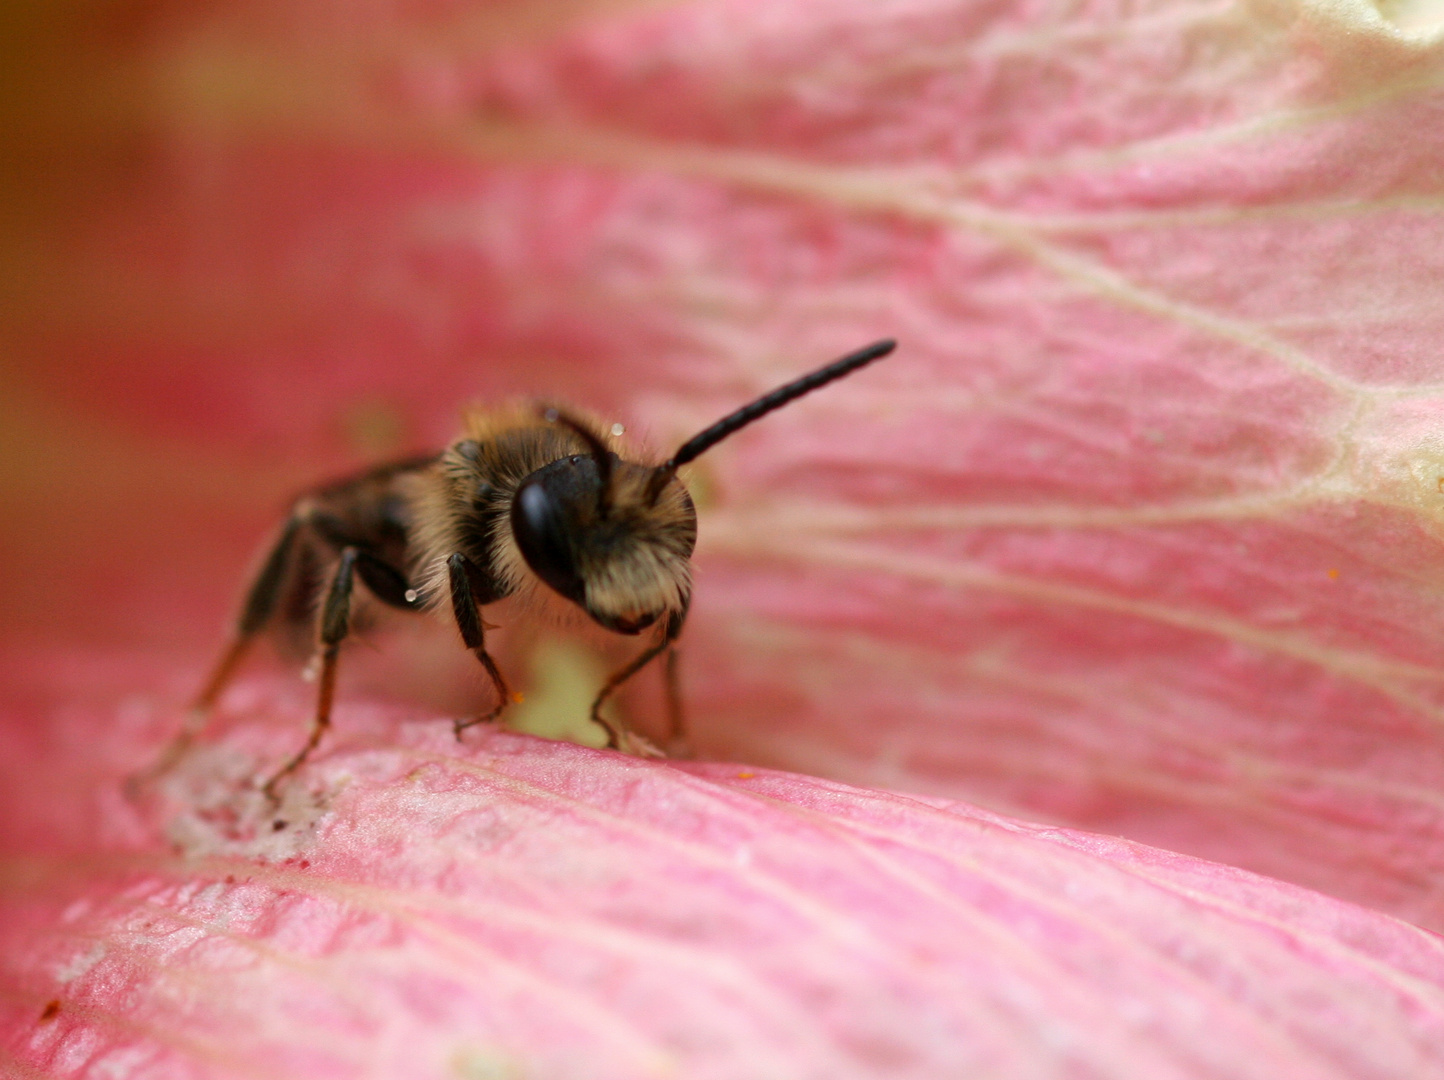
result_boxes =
[132,514,305,793]
[590,611,686,753]
[447,553,515,737]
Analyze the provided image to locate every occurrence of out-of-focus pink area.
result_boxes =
[7,0,1444,1072]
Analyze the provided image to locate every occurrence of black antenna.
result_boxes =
[648,338,896,500]
[542,407,616,517]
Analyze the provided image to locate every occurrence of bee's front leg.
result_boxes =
[590,610,687,756]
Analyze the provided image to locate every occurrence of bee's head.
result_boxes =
[512,339,895,634]
[511,430,696,634]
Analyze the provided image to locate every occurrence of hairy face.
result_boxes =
[511,456,697,633]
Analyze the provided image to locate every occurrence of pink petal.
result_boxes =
[5,5,1444,1071]
[5,692,1444,1078]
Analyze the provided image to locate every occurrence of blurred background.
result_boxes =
[0,0,658,648]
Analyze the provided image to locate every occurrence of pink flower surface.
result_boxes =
[8,706,1444,1078]
[5,0,1444,1074]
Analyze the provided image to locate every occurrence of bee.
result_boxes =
[157,339,896,797]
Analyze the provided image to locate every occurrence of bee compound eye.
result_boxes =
[510,475,588,605]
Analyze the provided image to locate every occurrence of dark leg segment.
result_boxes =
[136,516,304,790]
[263,547,356,799]
[200,514,307,714]
[663,647,686,751]
[308,510,423,612]
[590,611,687,752]
[354,550,423,610]
[448,553,514,736]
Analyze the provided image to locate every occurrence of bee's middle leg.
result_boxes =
[263,546,358,800]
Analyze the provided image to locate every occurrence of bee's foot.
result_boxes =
[453,709,504,741]
[619,730,667,759]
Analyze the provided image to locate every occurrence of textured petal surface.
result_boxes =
[5,690,1444,1079]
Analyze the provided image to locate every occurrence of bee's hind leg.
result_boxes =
[129,515,304,797]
